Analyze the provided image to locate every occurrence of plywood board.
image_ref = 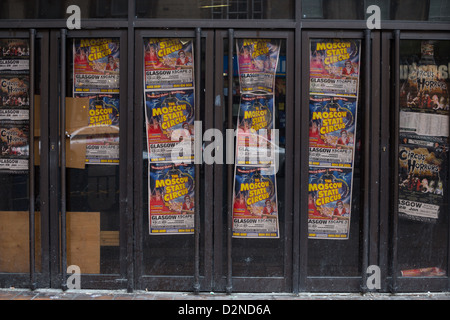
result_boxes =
[0,211,41,273]
[66,211,101,274]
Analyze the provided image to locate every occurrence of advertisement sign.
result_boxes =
[307,39,361,240]
[398,41,450,223]
[73,38,120,93]
[0,39,30,173]
[236,94,275,166]
[308,95,357,167]
[143,38,196,235]
[308,167,353,239]
[0,39,30,72]
[236,39,280,94]
[144,38,194,90]
[309,39,360,97]
[145,89,195,163]
[149,162,195,234]
[232,165,279,238]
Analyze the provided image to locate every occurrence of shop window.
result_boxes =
[302,0,450,21]
[395,40,450,278]
[0,0,128,19]
[66,37,122,275]
[0,37,41,274]
[135,0,294,19]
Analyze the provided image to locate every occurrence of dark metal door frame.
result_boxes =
[388,30,450,293]
[133,29,215,292]
[0,29,50,289]
[47,28,130,290]
[298,29,375,293]
[213,29,295,293]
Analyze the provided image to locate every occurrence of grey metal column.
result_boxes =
[193,27,202,295]
[60,28,68,291]
[361,29,372,293]
[226,28,234,295]
[390,29,400,294]
[29,28,36,291]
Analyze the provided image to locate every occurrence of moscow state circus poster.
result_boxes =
[308,38,361,240]
[144,38,196,235]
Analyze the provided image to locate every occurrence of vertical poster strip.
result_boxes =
[398,41,450,223]
[73,38,121,165]
[232,38,281,239]
[0,39,30,173]
[149,162,195,235]
[307,38,361,240]
[143,38,196,235]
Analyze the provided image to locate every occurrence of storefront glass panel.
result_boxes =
[395,39,450,278]
[136,0,294,19]
[0,35,41,277]
[0,0,128,19]
[65,37,121,275]
[306,37,364,277]
[302,0,450,21]
[227,38,288,278]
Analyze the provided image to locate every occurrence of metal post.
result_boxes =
[226,28,234,295]
[193,27,202,295]
[126,0,135,294]
[361,29,371,293]
[60,28,68,291]
[29,28,36,291]
[390,29,400,294]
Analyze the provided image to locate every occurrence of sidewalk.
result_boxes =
[1,288,450,300]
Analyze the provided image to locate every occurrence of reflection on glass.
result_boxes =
[0,37,40,274]
[396,40,450,278]
[302,0,450,21]
[228,39,286,277]
[66,38,121,275]
[136,0,294,19]
[0,0,128,19]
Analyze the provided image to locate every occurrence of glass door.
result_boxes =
[48,29,130,290]
[0,30,49,289]
[134,29,294,293]
[299,30,371,292]
[134,29,215,292]
[213,30,294,293]
[389,32,450,292]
